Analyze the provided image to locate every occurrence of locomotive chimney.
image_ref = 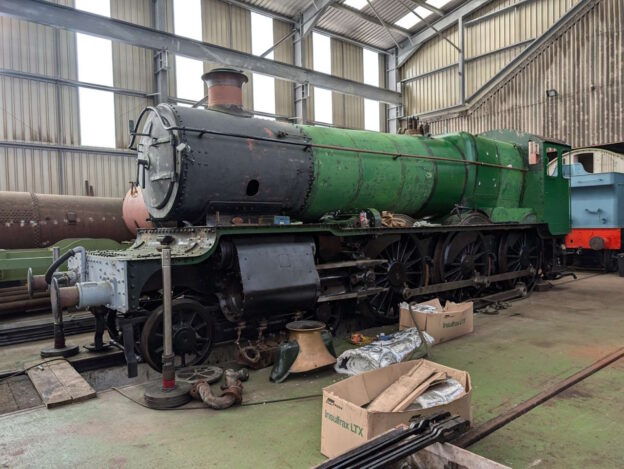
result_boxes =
[201,68,248,112]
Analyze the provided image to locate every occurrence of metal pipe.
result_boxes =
[190,369,247,410]
[0,286,30,295]
[161,246,175,390]
[0,297,50,314]
[0,291,48,303]
[0,192,133,249]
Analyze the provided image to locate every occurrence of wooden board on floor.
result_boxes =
[26,359,96,408]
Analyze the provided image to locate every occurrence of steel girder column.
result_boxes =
[294,23,308,124]
[153,0,169,105]
[387,51,400,134]
[458,15,466,106]
[54,27,65,194]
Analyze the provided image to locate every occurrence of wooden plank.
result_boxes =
[27,364,73,407]
[49,361,96,403]
[26,360,95,408]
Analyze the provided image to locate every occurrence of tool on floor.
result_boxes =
[143,242,191,409]
[316,412,468,469]
[270,320,336,383]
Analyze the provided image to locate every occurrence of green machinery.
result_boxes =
[35,69,572,374]
[0,239,127,286]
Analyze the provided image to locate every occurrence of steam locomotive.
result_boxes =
[31,69,571,375]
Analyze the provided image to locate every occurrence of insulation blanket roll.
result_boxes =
[334,328,434,376]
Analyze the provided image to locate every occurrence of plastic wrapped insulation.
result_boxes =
[334,328,434,376]
[410,378,465,410]
[400,301,438,314]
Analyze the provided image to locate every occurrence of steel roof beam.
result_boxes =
[396,0,492,67]
[301,0,335,36]
[0,0,401,104]
[406,0,444,17]
[332,3,412,38]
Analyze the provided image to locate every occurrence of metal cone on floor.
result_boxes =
[287,320,336,373]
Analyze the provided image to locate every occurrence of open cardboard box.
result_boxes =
[321,359,471,458]
[400,298,473,344]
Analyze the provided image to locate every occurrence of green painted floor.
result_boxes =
[1,272,623,468]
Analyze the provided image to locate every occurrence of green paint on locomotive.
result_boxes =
[299,126,570,236]
[0,238,128,284]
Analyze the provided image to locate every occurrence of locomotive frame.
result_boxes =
[32,70,572,376]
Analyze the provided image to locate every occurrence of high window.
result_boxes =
[75,0,115,147]
[395,0,451,29]
[343,0,367,9]
[251,12,276,119]
[173,0,204,102]
[312,32,332,125]
[363,48,380,132]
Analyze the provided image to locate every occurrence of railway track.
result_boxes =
[0,311,95,346]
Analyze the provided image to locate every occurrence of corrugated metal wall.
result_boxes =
[111,0,153,150]
[402,0,581,115]
[202,0,253,111]
[0,0,392,197]
[0,0,145,197]
[424,0,624,148]
[331,38,364,129]
[274,18,294,118]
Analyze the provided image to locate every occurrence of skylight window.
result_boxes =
[313,32,333,125]
[75,0,115,148]
[428,0,452,8]
[395,6,433,29]
[251,12,276,118]
[173,0,204,102]
[343,0,368,9]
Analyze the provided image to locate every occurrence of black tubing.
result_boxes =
[44,249,77,285]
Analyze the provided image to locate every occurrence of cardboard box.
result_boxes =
[320,359,471,458]
[399,298,473,344]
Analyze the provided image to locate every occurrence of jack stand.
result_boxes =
[144,244,190,409]
[84,308,112,353]
[41,277,79,358]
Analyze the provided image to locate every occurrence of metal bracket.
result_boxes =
[154,49,169,73]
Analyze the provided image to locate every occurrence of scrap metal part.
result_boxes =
[190,368,249,410]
